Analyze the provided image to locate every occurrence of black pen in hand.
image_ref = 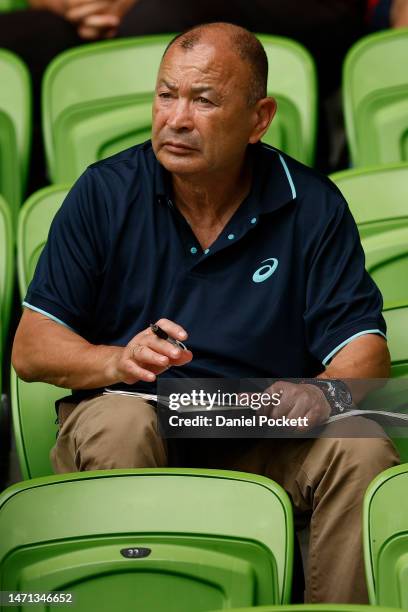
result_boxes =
[150,324,187,351]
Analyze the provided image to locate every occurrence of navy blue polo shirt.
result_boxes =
[24,140,386,395]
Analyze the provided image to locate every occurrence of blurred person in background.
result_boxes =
[367,0,408,29]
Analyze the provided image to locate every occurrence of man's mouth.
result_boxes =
[163,141,197,153]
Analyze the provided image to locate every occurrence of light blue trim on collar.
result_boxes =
[278,153,296,199]
[261,143,297,200]
[22,301,75,332]
[322,329,387,366]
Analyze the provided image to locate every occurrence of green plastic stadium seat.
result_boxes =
[384,305,408,379]
[382,305,408,462]
[0,469,294,609]
[43,34,317,184]
[12,185,69,479]
[10,368,64,479]
[343,29,408,167]
[255,35,317,166]
[209,605,401,612]
[364,463,408,606]
[17,184,70,297]
[331,165,408,308]
[330,164,408,240]
[0,194,13,355]
[362,227,408,308]
[0,49,31,226]
[0,321,2,409]
[42,35,174,184]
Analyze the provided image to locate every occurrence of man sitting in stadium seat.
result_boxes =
[12,23,399,604]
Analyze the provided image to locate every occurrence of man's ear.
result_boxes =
[248,97,277,144]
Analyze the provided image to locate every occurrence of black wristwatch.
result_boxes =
[298,379,353,415]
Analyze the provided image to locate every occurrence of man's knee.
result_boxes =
[60,395,167,471]
[319,417,400,488]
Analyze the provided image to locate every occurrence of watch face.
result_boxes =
[339,389,352,404]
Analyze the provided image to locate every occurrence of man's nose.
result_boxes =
[167,99,194,131]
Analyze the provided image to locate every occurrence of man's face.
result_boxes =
[152,39,259,176]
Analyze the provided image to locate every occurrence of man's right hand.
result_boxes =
[109,319,193,385]
[12,309,193,390]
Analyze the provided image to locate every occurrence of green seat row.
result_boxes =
[364,463,408,608]
[1,33,316,235]
[2,27,408,236]
[0,194,13,356]
[37,26,408,174]
[2,22,408,208]
[0,49,31,229]
[42,33,317,184]
[344,28,408,167]
[41,26,408,177]
[330,163,408,309]
[0,469,294,609]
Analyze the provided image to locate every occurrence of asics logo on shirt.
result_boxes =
[252,258,279,283]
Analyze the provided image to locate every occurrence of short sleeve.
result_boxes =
[304,194,386,366]
[24,168,108,336]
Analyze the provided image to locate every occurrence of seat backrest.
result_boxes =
[0,469,294,608]
[364,464,408,606]
[331,165,408,308]
[343,29,408,167]
[330,164,408,238]
[256,35,317,167]
[17,184,69,296]
[42,35,174,183]
[10,368,64,479]
[384,305,408,378]
[43,34,317,183]
[0,49,31,224]
[12,185,70,479]
[362,227,408,308]
[382,305,408,462]
[0,194,13,355]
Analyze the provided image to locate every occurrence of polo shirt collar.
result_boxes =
[154,141,297,215]
[248,143,297,214]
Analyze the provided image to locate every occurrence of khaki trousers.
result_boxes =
[51,394,400,604]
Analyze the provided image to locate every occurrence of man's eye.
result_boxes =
[158,92,172,99]
[197,97,212,105]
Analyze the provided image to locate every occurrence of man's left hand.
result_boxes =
[264,380,331,431]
